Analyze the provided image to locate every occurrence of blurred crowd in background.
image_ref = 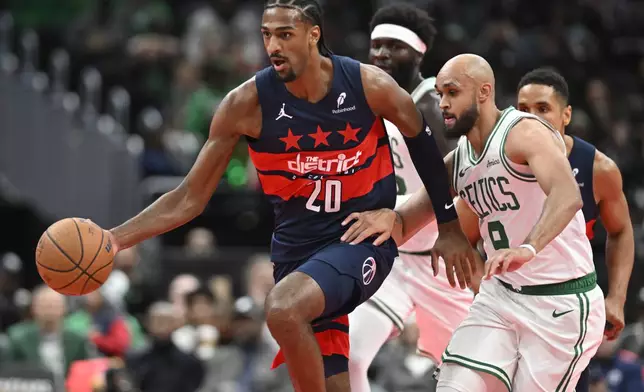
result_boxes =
[0,0,643,391]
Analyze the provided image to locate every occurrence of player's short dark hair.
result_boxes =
[369,4,437,52]
[264,0,333,56]
[517,67,570,104]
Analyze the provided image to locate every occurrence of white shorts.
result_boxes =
[438,275,605,391]
[367,252,474,362]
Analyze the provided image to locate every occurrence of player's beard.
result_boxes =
[445,102,479,139]
[276,66,297,83]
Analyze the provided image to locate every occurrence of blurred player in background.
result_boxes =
[347,5,474,391]
[342,54,607,391]
[517,67,635,392]
[104,0,475,391]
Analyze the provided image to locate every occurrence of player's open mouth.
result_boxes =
[272,58,288,72]
[443,114,456,126]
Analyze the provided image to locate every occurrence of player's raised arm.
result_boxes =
[509,120,582,252]
[108,78,261,251]
[594,154,634,339]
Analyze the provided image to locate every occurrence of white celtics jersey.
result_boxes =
[452,107,594,287]
[384,77,438,252]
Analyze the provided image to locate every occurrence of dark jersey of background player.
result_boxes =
[106,0,475,391]
[517,67,635,392]
[368,3,449,156]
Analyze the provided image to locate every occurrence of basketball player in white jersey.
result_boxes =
[346,6,475,391]
[341,54,606,391]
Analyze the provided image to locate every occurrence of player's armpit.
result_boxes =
[504,119,582,253]
[594,153,634,304]
[109,78,260,251]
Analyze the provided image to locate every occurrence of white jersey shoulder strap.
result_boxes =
[503,109,566,153]
[410,76,436,103]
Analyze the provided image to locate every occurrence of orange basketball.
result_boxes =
[35,218,114,296]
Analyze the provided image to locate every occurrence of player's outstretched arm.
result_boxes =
[341,150,457,245]
[108,78,260,252]
[594,152,634,339]
[394,150,456,243]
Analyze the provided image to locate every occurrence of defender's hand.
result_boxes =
[483,247,534,280]
[431,221,477,289]
[604,296,625,341]
[341,209,397,246]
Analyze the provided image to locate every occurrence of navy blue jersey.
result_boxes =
[568,136,598,239]
[249,55,397,263]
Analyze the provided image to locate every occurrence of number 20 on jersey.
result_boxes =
[305,179,342,213]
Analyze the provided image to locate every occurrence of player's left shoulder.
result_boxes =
[503,116,567,166]
[359,63,397,91]
[360,63,405,115]
[592,149,623,191]
[505,116,559,151]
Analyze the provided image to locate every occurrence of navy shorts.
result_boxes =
[273,238,398,323]
[272,239,398,377]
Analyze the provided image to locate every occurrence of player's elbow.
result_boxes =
[565,185,584,215]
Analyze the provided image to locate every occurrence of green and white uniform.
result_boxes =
[439,107,606,391]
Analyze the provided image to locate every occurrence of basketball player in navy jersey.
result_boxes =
[347,5,475,391]
[516,68,635,392]
[103,1,476,391]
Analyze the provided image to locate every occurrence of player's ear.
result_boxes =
[309,25,320,47]
[563,105,572,127]
[479,83,492,103]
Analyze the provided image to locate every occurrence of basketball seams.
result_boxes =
[40,232,86,291]
[37,218,114,295]
[80,228,106,295]
[71,218,85,264]
[43,226,103,287]
[45,229,78,267]
[82,260,114,293]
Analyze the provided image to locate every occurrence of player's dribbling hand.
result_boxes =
[483,247,534,280]
[341,209,397,246]
[431,221,477,289]
[604,296,625,340]
[86,219,120,255]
